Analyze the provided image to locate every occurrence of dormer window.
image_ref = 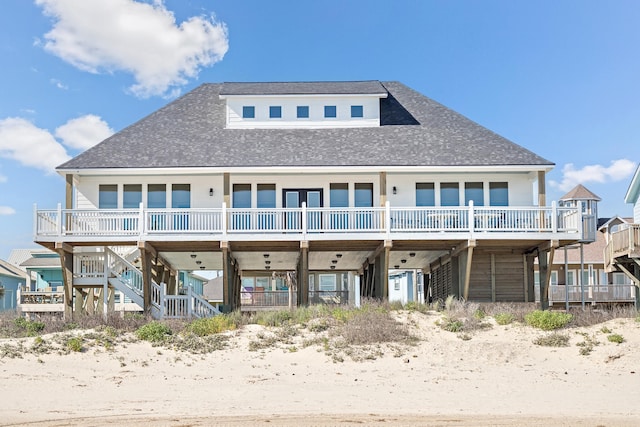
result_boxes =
[242,106,255,119]
[297,106,309,118]
[324,105,337,118]
[269,106,282,118]
[351,105,363,118]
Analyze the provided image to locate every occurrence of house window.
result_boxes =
[351,105,363,118]
[257,184,276,208]
[465,182,484,206]
[233,184,251,208]
[171,184,190,208]
[550,271,558,286]
[355,183,373,207]
[123,184,142,209]
[148,184,166,208]
[242,106,255,119]
[98,185,118,209]
[440,182,459,206]
[324,105,337,118]
[297,106,309,118]
[567,270,575,286]
[416,183,435,206]
[394,278,400,291]
[319,274,336,291]
[330,183,349,207]
[269,106,282,118]
[489,182,509,206]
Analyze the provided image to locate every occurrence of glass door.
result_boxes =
[283,189,323,231]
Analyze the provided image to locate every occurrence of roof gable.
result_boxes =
[560,184,601,201]
[57,81,553,171]
[625,165,640,204]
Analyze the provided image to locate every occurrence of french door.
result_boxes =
[283,189,323,230]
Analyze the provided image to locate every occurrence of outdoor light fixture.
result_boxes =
[336,253,342,258]
[265,266,271,270]
[331,259,338,264]
[330,266,336,270]
[190,254,197,259]
[394,265,400,269]
[265,260,271,265]
[409,252,416,257]
[401,259,407,263]
[263,254,269,258]
[392,186,397,195]
[209,188,214,196]
[196,260,202,265]
[200,266,206,270]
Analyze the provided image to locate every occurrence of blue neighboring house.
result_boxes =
[0,259,27,311]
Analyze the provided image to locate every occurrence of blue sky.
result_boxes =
[1,0,639,259]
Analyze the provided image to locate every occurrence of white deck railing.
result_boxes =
[34,201,583,240]
[534,284,636,305]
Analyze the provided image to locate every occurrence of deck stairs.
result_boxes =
[74,247,220,319]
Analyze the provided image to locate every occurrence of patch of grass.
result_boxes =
[533,333,570,347]
[600,326,612,334]
[473,309,486,320]
[607,334,624,344]
[404,301,430,314]
[494,312,515,325]
[525,310,572,330]
[576,332,600,356]
[440,317,464,333]
[135,321,172,343]
[65,336,84,352]
[184,315,237,336]
[254,309,294,327]
[14,318,46,337]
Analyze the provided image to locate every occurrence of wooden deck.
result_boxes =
[604,224,640,270]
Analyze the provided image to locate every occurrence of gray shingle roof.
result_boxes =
[58,81,553,170]
[220,81,387,96]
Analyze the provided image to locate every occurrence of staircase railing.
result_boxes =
[105,247,144,299]
[192,288,221,317]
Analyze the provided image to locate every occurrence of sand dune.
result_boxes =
[1,311,639,426]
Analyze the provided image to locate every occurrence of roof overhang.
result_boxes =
[57,164,554,177]
[624,165,640,204]
[219,93,388,100]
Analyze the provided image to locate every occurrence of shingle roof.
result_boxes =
[20,256,60,268]
[0,259,26,279]
[560,184,601,201]
[220,81,387,96]
[58,81,553,170]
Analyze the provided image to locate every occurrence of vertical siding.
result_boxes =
[468,253,492,302]
[431,262,452,301]
[634,199,640,224]
[494,254,526,301]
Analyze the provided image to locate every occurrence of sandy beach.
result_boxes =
[1,311,639,426]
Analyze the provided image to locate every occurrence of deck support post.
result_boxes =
[233,258,241,310]
[221,241,232,312]
[57,245,74,320]
[138,244,153,316]
[524,254,535,302]
[299,241,309,306]
[461,241,476,301]
[537,242,556,310]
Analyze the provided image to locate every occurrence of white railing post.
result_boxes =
[551,201,557,232]
[302,202,307,239]
[187,286,193,318]
[56,203,63,236]
[160,282,166,319]
[385,201,391,238]
[139,202,145,237]
[222,202,227,237]
[468,200,474,237]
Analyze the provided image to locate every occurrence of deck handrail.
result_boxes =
[534,284,636,304]
[34,202,584,239]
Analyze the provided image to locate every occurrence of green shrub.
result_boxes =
[254,309,293,327]
[607,334,624,344]
[66,336,84,352]
[494,313,515,325]
[184,316,236,336]
[473,309,486,320]
[135,322,172,343]
[525,310,572,330]
[14,318,45,337]
[440,317,464,333]
[533,333,569,347]
[404,301,430,314]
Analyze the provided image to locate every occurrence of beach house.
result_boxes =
[33,80,591,318]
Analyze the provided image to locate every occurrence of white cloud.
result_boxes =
[0,117,70,174]
[36,0,229,98]
[55,115,114,150]
[0,174,6,183]
[50,78,68,90]
[549,159,638,192]
[0,206,16,215]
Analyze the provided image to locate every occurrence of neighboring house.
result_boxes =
[203,276,224,310]
[605,165,640,300]
[19,250,63,291]
[33,80,591,319]
[0,259,26,311]
[388,270,425,305]
[625,165,640,224]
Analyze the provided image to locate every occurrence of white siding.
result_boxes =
[225,95,381,129]
[75,174,225,209]
[634,198,640,224]
[386,172,535,207]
